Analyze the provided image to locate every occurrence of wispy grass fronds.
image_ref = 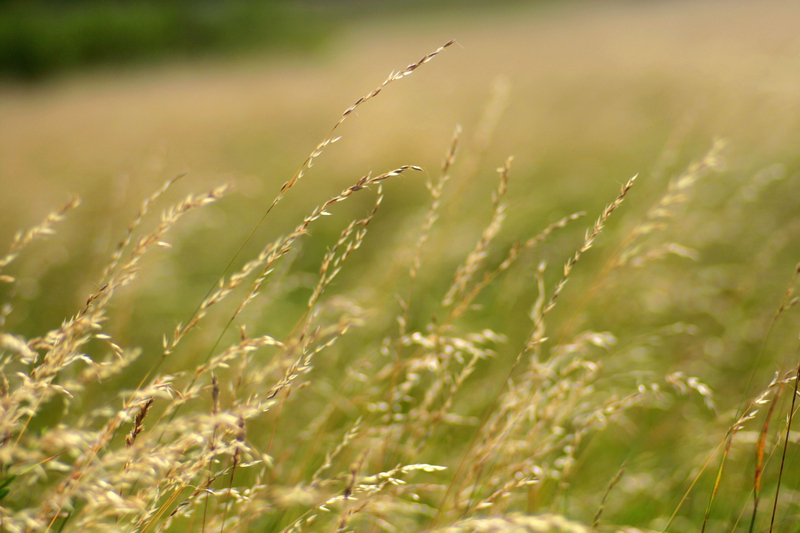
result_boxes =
[164,167,418,363]
[0,195,80,274]
[0,183,231,532]
[275,40,455,204]
[101,172,186,283]
[308,189,383,310]
[409,124,461,289]
[443,157,512,309]
[543,173,637,319]
[616,139,725,268]
[430,174,639,528]
[448,212,585,324]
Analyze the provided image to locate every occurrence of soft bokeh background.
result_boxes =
[2,1,800,530]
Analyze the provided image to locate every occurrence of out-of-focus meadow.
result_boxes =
[2,1,800,531]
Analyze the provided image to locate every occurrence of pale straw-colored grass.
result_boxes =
[1,31,799,533]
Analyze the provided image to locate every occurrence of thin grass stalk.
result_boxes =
[448,265,548,514]
[750,386,782,533]
[592,461,626,530]
[700,431,735,532]
[110,52,458,488]
[203,167,416,363]
[733,260,800,435]
[738,376,800,532]
[402,124,461,336]
[267,386,291,457]
[460,174,636,514]
[662,370,786,533]
[661,438,726,532]
[219,417,245,533]
[445,75,510,217]
[769,363,800,533]
[0,195,80,331]
[202,373,222,532]
[526,174,639,336]
[275,40,454,203]
[307,189,384,310]
[775,262,800,322]
[159,174,400,531]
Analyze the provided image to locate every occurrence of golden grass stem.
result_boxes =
[592,460,626,530]
[700,431,734,532]
[750,385,782,533]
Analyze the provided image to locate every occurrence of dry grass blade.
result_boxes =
[663,370,787,533]
[775,262,800,321]
[218,416,246,533]
[769,364,800,533]
[308,188,384,309]
[592,461,626,530]
[541,174,637,322]
[447,75,510,214]
[383,127,461,465]
[125,397,155,449]
[0,196,81,329]
[164,165,419,365]
[680,259,800,533]
[750,385,782,533]
[554,142,726,346]
[700,432,734,533]
[130,167,415,524]
[408,124,460,292]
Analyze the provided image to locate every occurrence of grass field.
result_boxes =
[2,1,800,531]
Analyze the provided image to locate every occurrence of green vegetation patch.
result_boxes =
[0,1,330,79]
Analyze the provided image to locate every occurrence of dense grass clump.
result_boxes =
[1,40,800,533]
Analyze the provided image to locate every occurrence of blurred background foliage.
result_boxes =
[0,0,538,80]
[0,0,330,79]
